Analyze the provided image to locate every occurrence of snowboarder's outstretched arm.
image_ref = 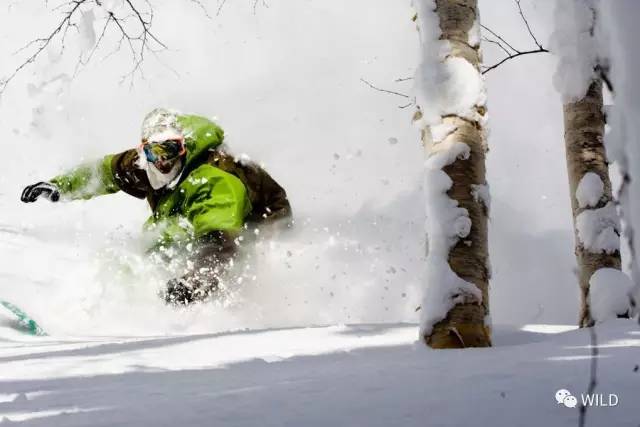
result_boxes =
[21,149,151,203]
[21,154,119,203]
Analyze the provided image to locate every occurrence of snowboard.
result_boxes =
[0,300,46,336]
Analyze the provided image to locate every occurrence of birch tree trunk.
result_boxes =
[415,0,491,349]
[563,78,622,327]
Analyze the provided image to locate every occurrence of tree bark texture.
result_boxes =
[422,0,491,349]
[563,79,622,327]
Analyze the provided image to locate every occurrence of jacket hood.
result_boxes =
[176,114,225,169]
[141,109,224,171]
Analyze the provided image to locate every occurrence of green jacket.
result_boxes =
[50,115,291,246]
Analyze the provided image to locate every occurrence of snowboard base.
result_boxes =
[0,300,46,336]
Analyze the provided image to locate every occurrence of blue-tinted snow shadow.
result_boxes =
[0,322,558,366]
[335,323,565,345]
[0,321,637,427]
[491,325,573,346]
[0,323,412,364]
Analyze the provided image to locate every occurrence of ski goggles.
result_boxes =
[140,139,186,164]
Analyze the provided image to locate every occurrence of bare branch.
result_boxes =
[482,36,511,57]
[480,24,520,54]
[394,76,413,83]
[481,47,548,75]
[360,78,414,110]
[188,0,212,19]
[514,0,543,50]
[360,78,410,99]
[78,12,112,69]
[0,0,176,94]
[253,0,268,14]
[123,0,166,49]
[0,0,87,93]
[481,4,550,75]
[216,0,228,16]
[71,13,113,79]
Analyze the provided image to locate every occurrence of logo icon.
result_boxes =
[556,389,577,408]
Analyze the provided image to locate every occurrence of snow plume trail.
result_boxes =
[0,0,425,337]
[230,200,426,330]
[0,187,425,336]
[0,0,592,335]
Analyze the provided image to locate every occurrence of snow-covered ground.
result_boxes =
[0,228,637,426]
[1,320,638,426]
[1,221,637,426]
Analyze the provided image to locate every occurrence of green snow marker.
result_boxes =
[0,300,46,336]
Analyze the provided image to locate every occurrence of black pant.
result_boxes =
[164,232,236,305]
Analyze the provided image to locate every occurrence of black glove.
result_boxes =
[21,182,60,203]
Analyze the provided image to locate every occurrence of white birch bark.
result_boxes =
[414,0,491,348]
[552,0,627,326]
[563,80,623,326]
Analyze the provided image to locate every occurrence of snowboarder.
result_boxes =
[20,108,292,305]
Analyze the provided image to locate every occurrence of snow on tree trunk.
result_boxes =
[598,0,640,314]
[589,268,633,322]
[552,0,627,327]
[562,79,622,326]
[413,0,491,349]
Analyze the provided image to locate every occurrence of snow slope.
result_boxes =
[0,321,638,426]
[1,226,636,426]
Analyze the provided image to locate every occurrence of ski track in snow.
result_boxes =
[0,321,639,426]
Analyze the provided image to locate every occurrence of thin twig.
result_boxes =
[482,36,511,57]
[253,0,268,15]
[0,0,87,93]
[515,0,543,50]
[480,24,520,53]
[123,0,166,49]
[360,78,410,99]
[216,0,228,16]
[72,11,113,78]
[482,47,548,75]
[2,0,269,94]
[360,78,414,109]
[480,4,550,74]
[188,0,212,19]
[0,0,186,94]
